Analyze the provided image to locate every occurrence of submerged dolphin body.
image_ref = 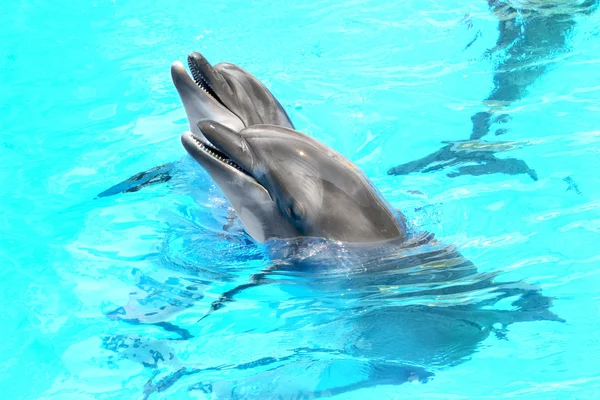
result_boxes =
[106,234,564,398]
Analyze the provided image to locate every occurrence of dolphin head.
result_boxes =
[197,121,407,243]
[175,52,299,242]
[171,52,293,142]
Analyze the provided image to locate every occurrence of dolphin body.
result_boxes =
[388,0,599,181]
[106,234,564,399]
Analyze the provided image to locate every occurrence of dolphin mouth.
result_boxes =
[177,53,252,176]
[187,54,227,109]
[183,131,252,177]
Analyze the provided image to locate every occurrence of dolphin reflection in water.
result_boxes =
[389,0,599,181]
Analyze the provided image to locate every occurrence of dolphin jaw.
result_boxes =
[187,56,226,108]
[181,131,254,178]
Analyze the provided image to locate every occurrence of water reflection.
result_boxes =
[389,0,598,180]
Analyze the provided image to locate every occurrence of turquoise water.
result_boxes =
[2,0,600,398]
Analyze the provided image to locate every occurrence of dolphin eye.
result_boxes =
[286,203,304,221]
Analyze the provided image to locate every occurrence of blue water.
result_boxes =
[2,0,600,398]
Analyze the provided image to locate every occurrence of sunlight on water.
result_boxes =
[1,0,600,398]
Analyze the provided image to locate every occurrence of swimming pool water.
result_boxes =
[2,0,600,398]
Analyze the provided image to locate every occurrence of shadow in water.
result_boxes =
[389,0,598,180]
[96,162,176,198]
[388,139,538,180]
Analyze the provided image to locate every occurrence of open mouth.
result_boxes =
[187,56,228,109]
[182,55,251,176]
[188,132,251,176]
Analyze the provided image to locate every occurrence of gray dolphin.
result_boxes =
[102,51,565,398]
[183,121,407,243]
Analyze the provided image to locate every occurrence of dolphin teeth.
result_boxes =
[188,59,221,103]
[194,78,212,96]
[191,135,245,173]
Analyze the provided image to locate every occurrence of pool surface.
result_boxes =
[2,0,600,398]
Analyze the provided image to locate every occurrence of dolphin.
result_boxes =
[183,120,407,243]
[103,52,408,242]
